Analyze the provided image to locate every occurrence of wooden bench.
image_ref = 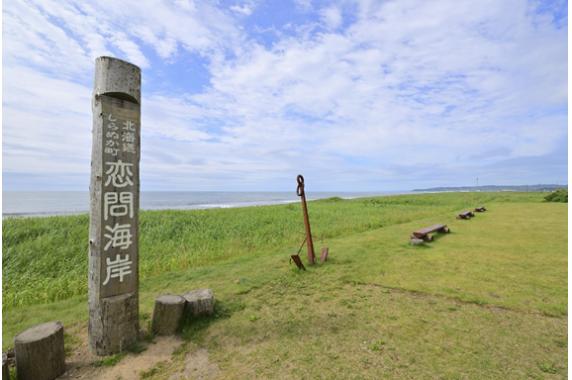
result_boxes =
[411,224,450,242]
[456,210,474,219]
[474,206,487,212]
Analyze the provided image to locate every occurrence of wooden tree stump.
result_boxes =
[14,321,65,380]
[3,352,10,380]
[152,295,185,335]
[182,289,215,318]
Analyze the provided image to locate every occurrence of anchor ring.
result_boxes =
[296,174,305,196]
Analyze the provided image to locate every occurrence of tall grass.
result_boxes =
[2,192,541,308]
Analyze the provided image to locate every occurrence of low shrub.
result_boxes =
[544,189,567,203]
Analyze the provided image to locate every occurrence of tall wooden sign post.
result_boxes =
[89,56,141,355]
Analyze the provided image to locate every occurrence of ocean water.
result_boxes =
[2,191,402,217]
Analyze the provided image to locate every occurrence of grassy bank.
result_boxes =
[3,191,517,308]
[2,192,567,378]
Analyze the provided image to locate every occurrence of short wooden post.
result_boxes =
[182,289,215,318]
[320,247,329,263]
[89,56,141,355]
[14,322,65,380]
[3,352,10,380]
[152,295,185,335]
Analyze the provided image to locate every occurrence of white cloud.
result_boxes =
[294,0,312,11]
[3,66,92,173]
[110,32,151,69]
[4,0,242,75]
[2,0,567,190]
[320,6,342,29]
[230,2,256,16]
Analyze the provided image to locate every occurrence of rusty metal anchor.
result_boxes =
[296,174,316,265]
[290,175,329,270]
[290,237,307,271]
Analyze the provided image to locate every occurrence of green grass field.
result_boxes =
[2,192,568,378]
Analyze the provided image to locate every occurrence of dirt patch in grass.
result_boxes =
[58,324,183,380]
[168,348,220,380]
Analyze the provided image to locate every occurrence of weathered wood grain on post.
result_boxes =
[183,289,215,318]
[152,295,186,335]
[14,321,65,380]
[89,56,141,355]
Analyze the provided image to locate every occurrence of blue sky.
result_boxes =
[2,0,568,191]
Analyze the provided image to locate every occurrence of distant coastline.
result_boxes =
[2,191,407,218]
[412,184,566,192]
[4,187,565,218]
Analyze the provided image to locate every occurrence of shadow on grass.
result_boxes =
[429,230,454,243]
[179,299,245,343]
[407,230,454,248]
